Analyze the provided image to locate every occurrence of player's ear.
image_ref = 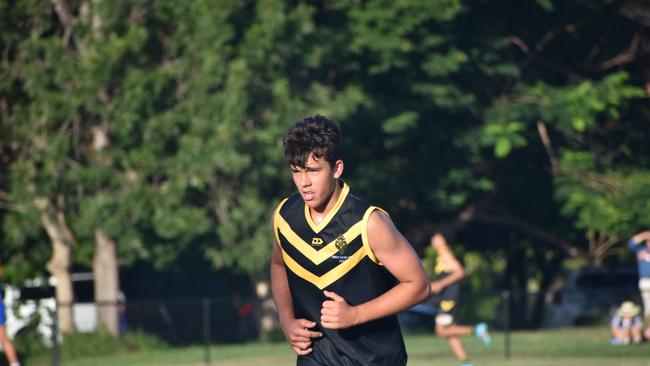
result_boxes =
[333,160,344,179]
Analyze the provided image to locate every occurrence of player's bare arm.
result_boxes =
[320,210,430,329]
[430,238,465,294]
[632,231,650,243]
[271,234,322,355]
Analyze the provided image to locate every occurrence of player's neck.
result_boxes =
[310,181,342,220]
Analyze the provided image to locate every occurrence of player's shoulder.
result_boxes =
[366,207,397,238]
[342,186,374,216]
[345,186,370,205]
[272,194,301,229]
[275,193,302,215]
[368,207,390,221]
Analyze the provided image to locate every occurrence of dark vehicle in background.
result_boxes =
[545,267,640,327]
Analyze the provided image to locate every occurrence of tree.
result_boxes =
[2,0,648,335]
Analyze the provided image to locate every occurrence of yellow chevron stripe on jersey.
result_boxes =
[304,182,350,233]
[361,206,388,264]
[434,255,446,274]
[273,198,289,249]
[280,243,367,290]
[275,214,362,265]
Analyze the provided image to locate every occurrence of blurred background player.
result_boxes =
[610,301,643,345]
[429,233,491,366]
[0,257,20,366]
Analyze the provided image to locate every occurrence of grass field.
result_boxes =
[28,326,650,366]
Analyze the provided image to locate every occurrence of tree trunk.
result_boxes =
[91,117,120,336]
[37,197,76,334]
[530,247,563,328]
[93,229,119,336]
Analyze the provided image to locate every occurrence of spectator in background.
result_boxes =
[0,258,21,366]
[232,292,257,341]
[628,231,650,319]
[610,301,643,345]
[117,292,128,336]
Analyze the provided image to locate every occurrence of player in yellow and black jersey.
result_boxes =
[270,115,430,366]
[430,232,491,366]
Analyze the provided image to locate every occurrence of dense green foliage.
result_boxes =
[1,0,648,329]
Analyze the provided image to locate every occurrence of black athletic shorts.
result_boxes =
[431,282,460,324]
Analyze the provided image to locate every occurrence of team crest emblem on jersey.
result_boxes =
[311,237,324,246]
[335,235,348,254]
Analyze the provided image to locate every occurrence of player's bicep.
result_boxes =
[367,211,403,259]
[367,211,426,283]
[272,238,284,266]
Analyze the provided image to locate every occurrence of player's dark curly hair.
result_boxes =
[283,115,343,168]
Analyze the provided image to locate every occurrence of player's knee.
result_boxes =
[435,323,447,336]
[435,315,454,336]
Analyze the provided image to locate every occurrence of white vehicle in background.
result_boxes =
[3,272,114,343]
[3,277,55,344]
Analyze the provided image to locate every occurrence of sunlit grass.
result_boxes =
[27,326,650,366]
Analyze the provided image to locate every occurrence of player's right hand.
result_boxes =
[280,318,322,355]
[430,281,443,294]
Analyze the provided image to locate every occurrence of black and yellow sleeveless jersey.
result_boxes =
[432,250,460,316]
[273,182,407,366]
[434,254,448,277]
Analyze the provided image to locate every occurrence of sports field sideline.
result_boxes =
[28,326,650,366]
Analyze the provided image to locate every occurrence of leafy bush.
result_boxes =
[12,314,50,361]
[12,326,167,364]
[59,330,167,360]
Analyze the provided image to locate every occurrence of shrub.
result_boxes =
[59,330,167,360]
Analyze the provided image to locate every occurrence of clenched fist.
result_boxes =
[320,290,360,329]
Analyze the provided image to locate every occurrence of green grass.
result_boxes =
[26,327,650,366]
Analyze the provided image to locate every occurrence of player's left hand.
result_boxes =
[320,290,359,329]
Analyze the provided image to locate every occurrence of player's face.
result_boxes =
[291,153,343,210]
[431,234,447,251]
